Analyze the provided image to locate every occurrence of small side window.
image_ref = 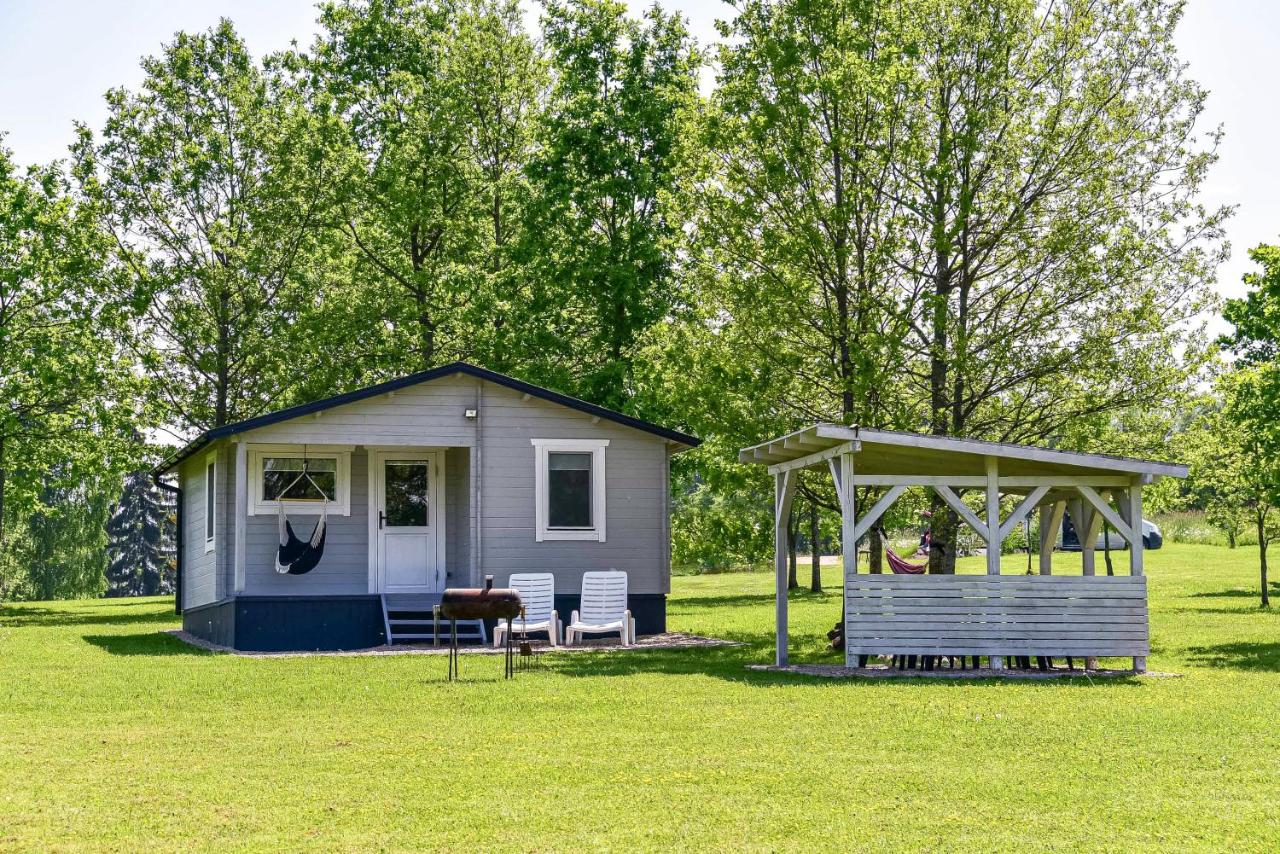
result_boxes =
[204,454,216,552]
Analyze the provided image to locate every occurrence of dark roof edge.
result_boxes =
[154,362,701,476]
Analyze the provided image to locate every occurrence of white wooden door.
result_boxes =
[375,452,444,593]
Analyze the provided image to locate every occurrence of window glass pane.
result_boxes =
[385,461,429,527]
[205,461,215,540]
[262,457,336,501]
[548,452,592,528]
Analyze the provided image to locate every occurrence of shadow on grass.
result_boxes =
[82,632,211,656]
[1171,604,1279,617]
[0,603,174,628]
[1188,583,1280,600]
[1184,641,1280,671]
[536,635,1144,688]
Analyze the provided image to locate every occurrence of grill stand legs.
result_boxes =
[447,617,516,681]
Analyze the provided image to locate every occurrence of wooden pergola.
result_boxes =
[739,426,1187,673]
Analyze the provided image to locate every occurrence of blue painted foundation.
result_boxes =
[184,593,667,652]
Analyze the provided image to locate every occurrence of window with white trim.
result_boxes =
[203,452,216,553]
[532,439,607,542]
[247,446,351,515]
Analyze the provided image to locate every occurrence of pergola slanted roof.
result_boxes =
[739,425,1187,481]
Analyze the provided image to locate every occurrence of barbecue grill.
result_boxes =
[439,575,523,679]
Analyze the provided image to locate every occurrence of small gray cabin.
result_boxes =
[155,363,699,651]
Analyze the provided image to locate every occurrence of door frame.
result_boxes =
[367,447,446,593]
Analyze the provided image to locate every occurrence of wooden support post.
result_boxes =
[1039,500,1066,575]
[1128,483,1146,673]
[840,453,857,582]
[774,469,797,667]
[1069,498,1104,577]
[985,457,1003,671]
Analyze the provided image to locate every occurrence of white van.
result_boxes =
[1060,516,1163,551]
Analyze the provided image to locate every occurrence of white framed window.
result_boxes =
[203,451,216,553]
[247,445,352,516]
[532,439,607,542]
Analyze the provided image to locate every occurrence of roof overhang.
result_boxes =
[740,425,1187,482]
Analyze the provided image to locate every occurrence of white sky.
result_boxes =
[1,0,1276,304]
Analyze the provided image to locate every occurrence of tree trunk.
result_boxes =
[1102,522,1114,576]
[0,435,6,546]
[1258,512,1270,608]
[868,526,883,574]
[1228,529,1236,549]
[787,510,798,590]
[928,493,959,575]
[809,501,822,592]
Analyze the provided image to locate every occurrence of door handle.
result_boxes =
[379,511,386,529]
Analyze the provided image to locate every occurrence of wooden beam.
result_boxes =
[839,454,857,583]
[784,434,827,451]
[1127,484,1146,673]
[1076,485,1136,545]
[999,486,1051,542]
[827,456,844,505]
[935,485,989,542]
[753,448,791,464]
[849,486,908,550]
[1039,500,1066,575]
[766,441,858,475]
[1126,486,1144,576]
[845,475,1132,488]
[774,469,797,667]
[985,458,1001,575]
[985,457,1003,671]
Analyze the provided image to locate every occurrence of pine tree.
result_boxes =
[105,471,175,597]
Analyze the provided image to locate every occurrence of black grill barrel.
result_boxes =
[440,585,523,622]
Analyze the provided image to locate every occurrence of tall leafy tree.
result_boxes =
[24,475,116,601]
[696,0,915,429]
[517,0,700,408]
[78,20,333,429]
[1219,244,1280,607]
[105,468,175,597]
[687,0,921,571]
[892,0,1224,570]
[307,0,542,380]
[0,141,141,595]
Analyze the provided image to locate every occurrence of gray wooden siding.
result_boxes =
[445,447,470,585]
[243,372,479,447]
[180,446,228,609]
[240,448,371,594]
[478,382,670,596]
[205,371,672,599]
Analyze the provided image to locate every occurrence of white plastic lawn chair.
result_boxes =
[566,570,635,646]
[493,573,561,648]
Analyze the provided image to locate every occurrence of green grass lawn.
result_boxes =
[1,543,1278,852]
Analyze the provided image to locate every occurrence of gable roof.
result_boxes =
[155,362,700,475]
[740,424,1187,479]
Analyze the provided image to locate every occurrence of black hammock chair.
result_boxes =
[274,465,328,575]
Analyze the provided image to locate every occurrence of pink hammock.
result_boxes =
[885,546,927,574]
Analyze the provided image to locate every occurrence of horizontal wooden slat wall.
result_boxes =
[844,574,1149,661]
